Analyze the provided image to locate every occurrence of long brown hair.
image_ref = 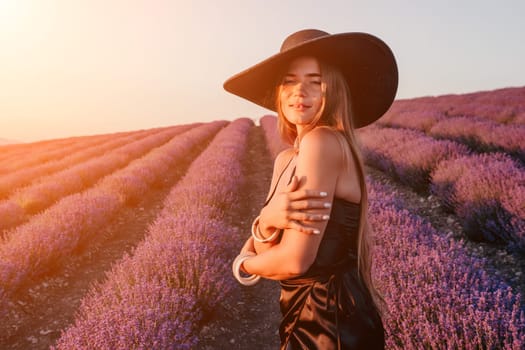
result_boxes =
[275,57,387,317]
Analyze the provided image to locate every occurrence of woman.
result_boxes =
[225,29,398,349]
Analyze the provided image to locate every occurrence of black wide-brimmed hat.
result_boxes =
[223,29,398,128]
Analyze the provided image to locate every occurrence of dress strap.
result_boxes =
[288,166,297,185]
[263,154,295,207]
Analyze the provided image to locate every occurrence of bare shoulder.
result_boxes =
[274,147,295,169]
[299,127,342,165]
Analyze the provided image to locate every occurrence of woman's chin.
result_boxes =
[286,114,315,126]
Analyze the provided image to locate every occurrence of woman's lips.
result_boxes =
[290,103,311,111]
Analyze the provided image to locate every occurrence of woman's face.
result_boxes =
[279,56,324,128]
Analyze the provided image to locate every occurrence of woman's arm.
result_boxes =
[253,147,330,254]
[244,128,342,279]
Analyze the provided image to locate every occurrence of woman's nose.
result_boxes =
[292,82,307,96]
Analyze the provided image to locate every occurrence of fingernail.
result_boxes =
[313,229,321,235]
[320,191,328,197]
[322,215,330,220]
[324,202,331,208]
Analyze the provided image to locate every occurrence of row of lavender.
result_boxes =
[0,125,195,233]
[368,177,524,349]
[53,118,252,349]
[383,86,525,125]
[377,109,525,163]
[357,125,525,252]
[0,121,226,309]
[0,127,165,200]
[0,128,152,173]
[259,115,524,348]
[0,132,114,165]
[260,114,290,158]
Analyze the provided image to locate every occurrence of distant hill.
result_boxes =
[0,138,22,145]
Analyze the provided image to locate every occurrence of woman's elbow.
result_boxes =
[287,257,314,276]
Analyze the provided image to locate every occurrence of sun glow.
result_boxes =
[0,0,32,34]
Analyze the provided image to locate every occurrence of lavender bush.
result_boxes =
[358,126,469,191]
[0,201,25,236]
[377,110,445,132]
[431,153,525,250]
[512,111,525,125]
[259,114,290,158]
[500,185,525,251]
[429,116,525,162]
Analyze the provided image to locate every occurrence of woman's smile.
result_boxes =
[290,102,312,111]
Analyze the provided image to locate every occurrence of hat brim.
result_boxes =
[223,32,398,128]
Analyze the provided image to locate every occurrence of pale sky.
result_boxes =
[1,0,524,142]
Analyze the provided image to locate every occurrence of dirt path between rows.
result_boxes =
[0,139,211,350]
[196,125,281,349]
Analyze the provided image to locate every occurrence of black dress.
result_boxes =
[264,157,385,350]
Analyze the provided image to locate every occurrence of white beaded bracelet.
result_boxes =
[251,215,281,243]
[232,252,260,286]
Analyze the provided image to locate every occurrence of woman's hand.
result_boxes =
[240,236,255,255]
[259,175,331,236]
[238,236,256,273]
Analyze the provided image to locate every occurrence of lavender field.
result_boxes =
[0,86,524,349]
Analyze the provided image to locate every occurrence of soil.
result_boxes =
[1,126,523,349]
